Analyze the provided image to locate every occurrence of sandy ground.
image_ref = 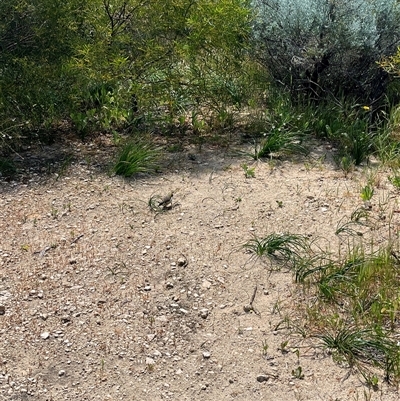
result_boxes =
[1,136,400,401]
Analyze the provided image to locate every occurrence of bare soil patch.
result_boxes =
[1,138,400,401]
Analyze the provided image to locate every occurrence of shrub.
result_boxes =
[251,0,400,103]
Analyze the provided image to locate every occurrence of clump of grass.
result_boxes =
[314,248,369,302]
[256,130,306,159]
[243,233,309,266]
[114,138,161,177]
[241,163,255,178]
[388,171,400,189]
[335,207,371,237]
[360,185,374,201]
[294,254,334,284]
[318,327,399,381]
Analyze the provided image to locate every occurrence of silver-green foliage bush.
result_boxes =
[252,0,400,101]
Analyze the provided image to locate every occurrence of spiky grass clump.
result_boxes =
[243,233,309,266]
[335,207,371,236]
[256,130,306,159]
[319,327,400,381]
[114,138,161,177]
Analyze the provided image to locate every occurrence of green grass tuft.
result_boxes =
[114,138,161,177]
[243,233,309,266]
[318,327,400,380]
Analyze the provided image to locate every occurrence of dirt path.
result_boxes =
[1,140,399,401]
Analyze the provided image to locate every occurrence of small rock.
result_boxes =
[0,305,5,315]
[177,257,187,267]
[146,357,155,366]
[256,374,269,383]
[243,304,253,313]
[58,370,65,377]
[166,282,174,289]
[61,315,71,323]
[144,285,152,291]
[40,332,50,340]
[364,201,372,210]
[199,309,209,319]
[202,351,211,359]
[147,334,156,342]
[202,280,211,290]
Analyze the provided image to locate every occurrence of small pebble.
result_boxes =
[256,374,269,383]
[177,257,187,267]
[199,309,209,319]
[243,304,253,313]
[58,370,65,377]
[202,280,211,290]
[146,357,155,365]
[40,332,50,340]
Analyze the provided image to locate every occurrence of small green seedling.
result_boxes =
[339,156,354,176]
[261,340,269,356]
[360,185,374,201]
[294,348,300,363]
[365,374,379,389]
[292,366,304,379]
[388,174,400,189]
[279,340,289,354]
[242,163,255,178]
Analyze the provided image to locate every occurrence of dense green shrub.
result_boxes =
[251,0,400,103]
[0,0,253,151]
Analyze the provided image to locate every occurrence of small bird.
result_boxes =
[158,192,173,207]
